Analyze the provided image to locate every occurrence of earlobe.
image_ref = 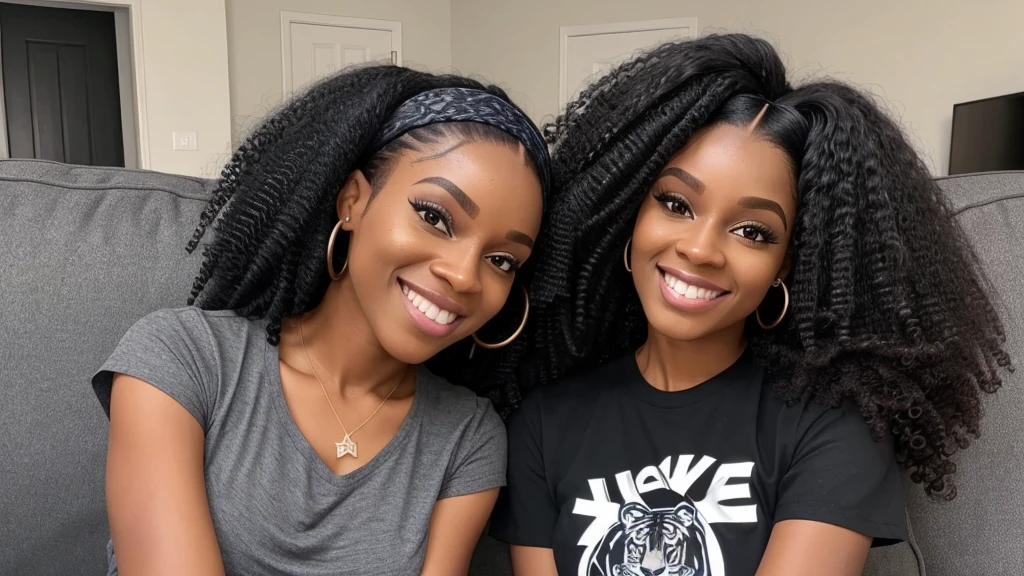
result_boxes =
[335,170,373,227]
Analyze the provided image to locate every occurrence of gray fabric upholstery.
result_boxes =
[896,172,1024,576]
[1,159,1020,575]
[0,159,210,574]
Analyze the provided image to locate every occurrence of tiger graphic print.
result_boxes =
[585,500,712,576]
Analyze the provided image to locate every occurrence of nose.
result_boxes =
[430,247,483,294]
[676,220,726,268]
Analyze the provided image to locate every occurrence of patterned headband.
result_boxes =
[371,88,551,199]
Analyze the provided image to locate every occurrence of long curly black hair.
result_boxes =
[486,33,1012,500]
[185,64,542,386]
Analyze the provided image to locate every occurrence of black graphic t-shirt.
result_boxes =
[490,353,907,576]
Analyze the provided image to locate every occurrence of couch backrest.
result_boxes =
[1,160,1020,575]
[0,159,211,574]
[897,171,1024,575]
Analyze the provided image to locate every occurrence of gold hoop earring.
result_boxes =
[326,216,351,281]
[756,278,790,330]
[623,238,632,272]
[472,285,529,350]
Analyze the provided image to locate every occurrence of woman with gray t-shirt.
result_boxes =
[91,65,551,575]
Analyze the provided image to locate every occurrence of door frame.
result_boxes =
[0,0,148,168]
[280,11,402,98]
[559,17,698,109]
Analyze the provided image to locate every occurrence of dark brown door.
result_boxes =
[1,3,124,166]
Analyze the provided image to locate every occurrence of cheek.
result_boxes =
[726,245,785,300]
[471,275,514,327]
[630,202,673,258]
[350,201,424,270]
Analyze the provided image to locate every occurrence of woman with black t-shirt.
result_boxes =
[487,34,1011,576]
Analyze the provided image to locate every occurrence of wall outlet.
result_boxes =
[172,131,198,151]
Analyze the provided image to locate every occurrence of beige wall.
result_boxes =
[225,0,452,146]
[138,0,232,177]
[451,0,1024,175]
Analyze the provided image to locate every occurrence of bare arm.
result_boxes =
[756,519,872,576]
[419,489,500,576]
[510,545,559,576]
[106,373,225,576]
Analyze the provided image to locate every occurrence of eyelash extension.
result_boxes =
[652,190,693,215]
[734,222,779,245]
[408,199,454,235]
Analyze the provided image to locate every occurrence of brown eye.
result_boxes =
[409,200,453,237]
[730,223,777,244]
[486,254,520,273]
[423,211,442,227]
[653,192,694,218]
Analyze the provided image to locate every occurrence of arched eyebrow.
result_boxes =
[738,196,788,230]
[658,167,705,194]
[414,177,479,218]
[506,230,534,249]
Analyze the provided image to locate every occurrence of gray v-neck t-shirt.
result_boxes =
[92,307,507,575]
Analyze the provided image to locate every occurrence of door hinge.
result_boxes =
[391,51,398,65]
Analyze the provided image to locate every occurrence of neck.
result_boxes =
[636,322,746,392]
[286,277,413,399]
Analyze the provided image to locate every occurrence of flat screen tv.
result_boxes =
[948,91,1024,175]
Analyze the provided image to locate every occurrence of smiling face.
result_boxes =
[629,122,797,344]
[337,133,543,364]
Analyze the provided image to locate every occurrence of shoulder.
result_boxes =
[419,369,509,497]
[418,367,504,437]
[93,307,265,418]
[766,385,906,543]
[506,355,628,447]
[522,354,628,414]
[125,306,256,342]
[761,379,887,450]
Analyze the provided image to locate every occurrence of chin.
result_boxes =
[380,338,444,365]
[647,318,716,342]
[379,327,471,365]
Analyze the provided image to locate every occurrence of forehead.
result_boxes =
[392,139,543,227]
[666,124,796,201]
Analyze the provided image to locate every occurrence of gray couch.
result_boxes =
[1,158,1020,575]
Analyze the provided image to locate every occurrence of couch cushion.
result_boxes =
[0,159,211,575]
[898,171,1024,575]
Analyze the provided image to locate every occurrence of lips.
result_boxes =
[657,265,728,299]
[402,283,460,325]
[656,265,729,313]
[397,279,468,338]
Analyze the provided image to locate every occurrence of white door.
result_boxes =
[560,18,698,108]
[282,12,402,96]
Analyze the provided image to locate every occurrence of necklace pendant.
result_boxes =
[336,434,358,459]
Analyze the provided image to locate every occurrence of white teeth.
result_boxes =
[662,272,722,300]
[403,285,459,326]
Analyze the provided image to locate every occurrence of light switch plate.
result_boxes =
[172,131,198,151]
